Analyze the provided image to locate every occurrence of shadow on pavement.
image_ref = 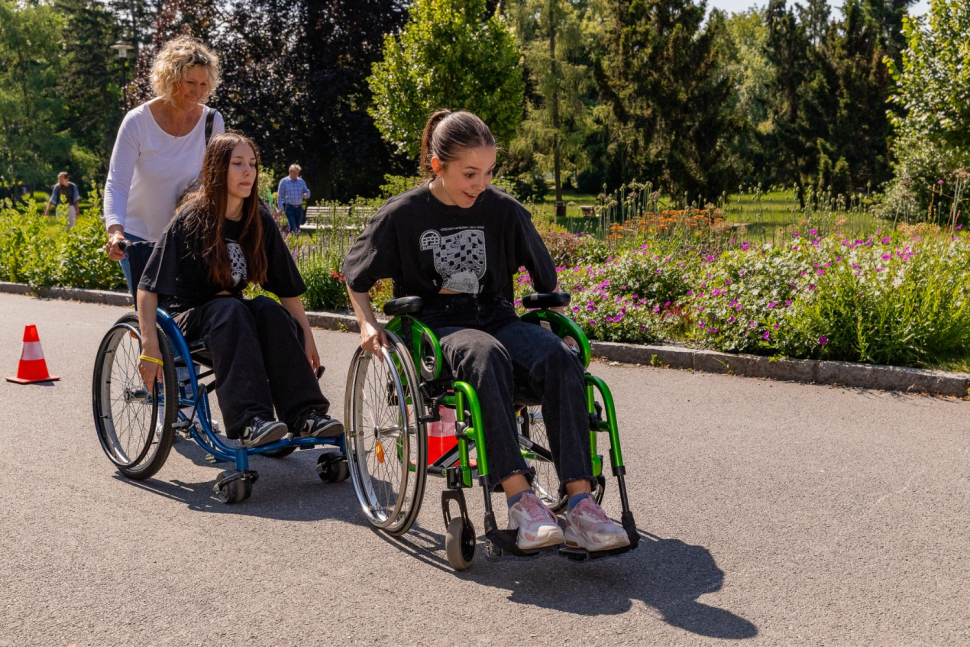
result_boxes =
[113,439,365,524]
[371,518,758,640]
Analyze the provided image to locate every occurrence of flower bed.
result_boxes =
[516,228,970,369]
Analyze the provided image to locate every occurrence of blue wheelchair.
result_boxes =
[91,240,348,503]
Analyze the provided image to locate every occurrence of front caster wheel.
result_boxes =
[213,469,254,504]
[317,452,349,483]
[445,517,476,571]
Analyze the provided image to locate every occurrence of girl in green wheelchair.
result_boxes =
[343,110,630,553]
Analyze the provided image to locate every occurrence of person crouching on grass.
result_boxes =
[136,132,343,448]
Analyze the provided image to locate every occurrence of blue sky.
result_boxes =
[705,0,930,16]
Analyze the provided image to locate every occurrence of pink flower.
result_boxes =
[768,302,776,308]
[763,331,770,340]
[819,336,828,345]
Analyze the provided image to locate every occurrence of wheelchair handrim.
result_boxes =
[92,322,165,469]
[345,333,427,534]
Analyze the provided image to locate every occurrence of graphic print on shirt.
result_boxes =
[420,228,486,294]
[227,240,248,285]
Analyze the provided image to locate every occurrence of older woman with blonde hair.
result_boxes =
[104,35,226,291]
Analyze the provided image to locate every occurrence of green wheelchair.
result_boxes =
[343,292,639,570]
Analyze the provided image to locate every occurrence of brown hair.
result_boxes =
[182,133,268,287]
[419,110,496,180]
[57,171,69,180]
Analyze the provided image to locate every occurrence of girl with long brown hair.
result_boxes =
[135,133,342,448]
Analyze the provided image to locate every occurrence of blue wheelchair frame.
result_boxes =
[156,308,346,472]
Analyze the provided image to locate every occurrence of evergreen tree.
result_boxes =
[217,0,409,200]
[507,0,592,210]
[55,0,124,192]
[593,0,738,200]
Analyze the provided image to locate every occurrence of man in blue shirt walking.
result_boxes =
[277,164,310,235]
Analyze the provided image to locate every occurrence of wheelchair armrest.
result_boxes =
[521,292,571,310]
[383,296,423,317]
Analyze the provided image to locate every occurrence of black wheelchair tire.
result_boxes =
[345,331,428,537]
[92,312,177,480]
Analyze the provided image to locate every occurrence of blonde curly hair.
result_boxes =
[150,36,220,105]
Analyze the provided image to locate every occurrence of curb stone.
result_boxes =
[592,340,969,397]
[0,281,134,307]
[2,281,967,398]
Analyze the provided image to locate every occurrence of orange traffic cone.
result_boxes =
[6,325,60,384]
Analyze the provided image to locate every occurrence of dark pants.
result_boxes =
[174,295,329,438]
[420,295,593,492]
[284,205,303,233]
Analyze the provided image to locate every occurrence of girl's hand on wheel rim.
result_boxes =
[138,355,164,391]
[360,322,390,360]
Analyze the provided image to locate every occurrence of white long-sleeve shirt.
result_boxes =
[103,102,225,241]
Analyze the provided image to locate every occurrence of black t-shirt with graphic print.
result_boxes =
[138,206,306,311]
[342,183,557,302]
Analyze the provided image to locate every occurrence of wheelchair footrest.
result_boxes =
[484,528,546,559]
[558,542,634,561]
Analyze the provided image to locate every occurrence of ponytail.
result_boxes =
[419,110,496,180]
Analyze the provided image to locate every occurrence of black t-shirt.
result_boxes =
[138,207,306,309]
[342,184,557,301]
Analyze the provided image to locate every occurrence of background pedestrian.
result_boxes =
[277,164,309,235]
[44,172,81,227]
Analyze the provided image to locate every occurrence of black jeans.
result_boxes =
[174,295,330,439]
[420,294,593,492]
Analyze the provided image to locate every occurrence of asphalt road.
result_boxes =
[1,292,968,646]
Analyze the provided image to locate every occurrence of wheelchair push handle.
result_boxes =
[117,239,129,251]
[521,292,570,310]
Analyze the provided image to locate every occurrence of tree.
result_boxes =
[508,0,592,211]
[0,1,72,197]
[592,0,739,201]
[217,0,409,201]
[715,8,772,187]
[55,0,124,192]
[126,0,219,108]
[368,0,525,160]
[883,0,970,216]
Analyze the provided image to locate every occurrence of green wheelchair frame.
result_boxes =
[343,293,639,570]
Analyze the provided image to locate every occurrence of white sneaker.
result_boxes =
[507,491,565,550]
[564,497,631,552]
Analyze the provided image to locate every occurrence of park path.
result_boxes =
[0,292,968,646]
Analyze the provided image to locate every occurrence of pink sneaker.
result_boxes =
[507,492,565,550]
[564,497,631,552]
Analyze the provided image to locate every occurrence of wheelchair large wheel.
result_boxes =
[519,405,605,513]
[92,313,177,480]
[519,406,567,512]
[345,330,427,536]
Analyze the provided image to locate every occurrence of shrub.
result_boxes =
[300,253,351,312]
[57,217,126,291]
